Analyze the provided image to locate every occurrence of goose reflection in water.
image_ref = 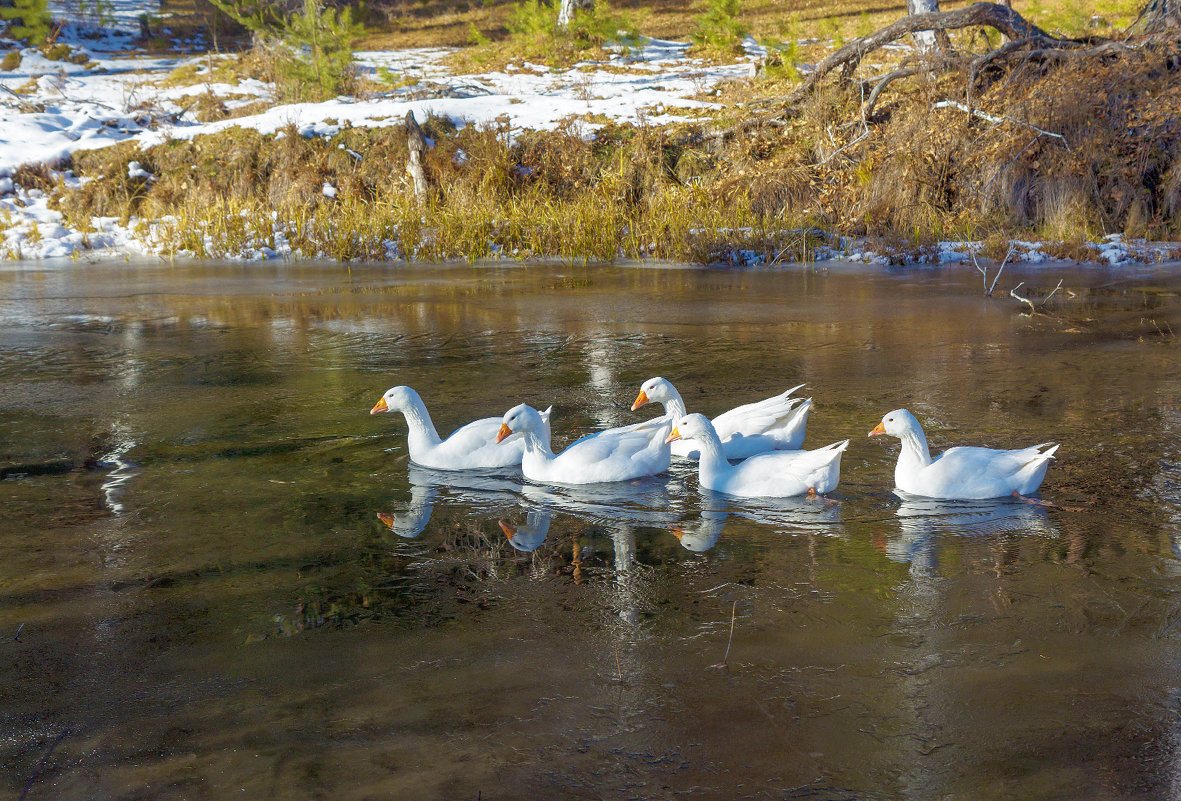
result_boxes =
[498,510,553,552]
[495,475,678,555]
[669,490,844,553]
[887,492,1058,573]
[377,482,436,538]
[518,474,681,530]
[377,464,524,539]
[670,509,726,552]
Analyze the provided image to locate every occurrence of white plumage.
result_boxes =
[371,385,550,470]
[869,408,1058,500]
[631,376,811,460]
[669,413,847,498]
[497,403,671,485]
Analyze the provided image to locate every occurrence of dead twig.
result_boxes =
[710,601,738,670]
[818,128,870,165]
[971,243,1016,295]
[1010,278,1063,312]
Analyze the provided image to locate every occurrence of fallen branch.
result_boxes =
[760,2,1056,108]
[861,66,922,119]
[933,99,1069,147]
[1010,278,1063,312]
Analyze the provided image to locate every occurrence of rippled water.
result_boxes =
[2,259,1180,800]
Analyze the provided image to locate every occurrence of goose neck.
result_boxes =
[694,426,732,484]
[662,386,687,420]
[399,395,443,452]
[898,427,933,471]
[521,428,556,461]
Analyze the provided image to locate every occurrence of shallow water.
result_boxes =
[1,259,1180,800]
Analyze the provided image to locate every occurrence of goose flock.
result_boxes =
[370,380,1058,501]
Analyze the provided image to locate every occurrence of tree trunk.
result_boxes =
[907,0,941,50]
[557,0,593,27]
[1136,0,1181,33]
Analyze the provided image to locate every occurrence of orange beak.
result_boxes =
[669,525,684,541]
[370,397,389,415]
[630,390,649,411]
[665,426,682,444]
[496,423,513,444]
[868,422,886,437]
[377,512,396,528]
[498,519,517,539]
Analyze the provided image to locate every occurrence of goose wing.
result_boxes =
[711,384,805,441]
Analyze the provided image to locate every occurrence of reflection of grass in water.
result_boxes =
[285,516,697,634]
[289,513,561,633]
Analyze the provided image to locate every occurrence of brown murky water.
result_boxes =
[1,259,1180,800]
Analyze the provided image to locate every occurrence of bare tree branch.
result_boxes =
[758,2,1056,108]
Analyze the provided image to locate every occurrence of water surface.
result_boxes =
[2,260,1180,800]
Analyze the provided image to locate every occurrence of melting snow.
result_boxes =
[0,1,1175,266]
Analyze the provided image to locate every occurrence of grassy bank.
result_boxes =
[3,0,1178,264]
[23,33,1177,265]
[47,123,827,264]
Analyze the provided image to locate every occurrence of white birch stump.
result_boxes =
[557,0,594,27]
[907,0,942,51]
[405,111,427,204]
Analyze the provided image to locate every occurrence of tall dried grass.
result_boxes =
[44,39,1181,263]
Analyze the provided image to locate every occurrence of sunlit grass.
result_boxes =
[346,0,1149,56]
[146,181,823,265]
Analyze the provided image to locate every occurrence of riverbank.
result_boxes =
[2,4,1179,266]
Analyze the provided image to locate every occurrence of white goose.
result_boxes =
[869,409,1058,500]
[497,403,671,485]
[668,413,847,497]
[371,386,550,470]
[631,377,811,460]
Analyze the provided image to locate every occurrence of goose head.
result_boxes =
[497,403,545,444]
[665,412,711,444]
[370,385,419,415]
[869,409,920,438]
[631,376,675,411]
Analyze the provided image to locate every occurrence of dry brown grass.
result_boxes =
[52,120,824,263]
[48,0,1181,262]
[351,0,1147,53]
[47,31,1181,261]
